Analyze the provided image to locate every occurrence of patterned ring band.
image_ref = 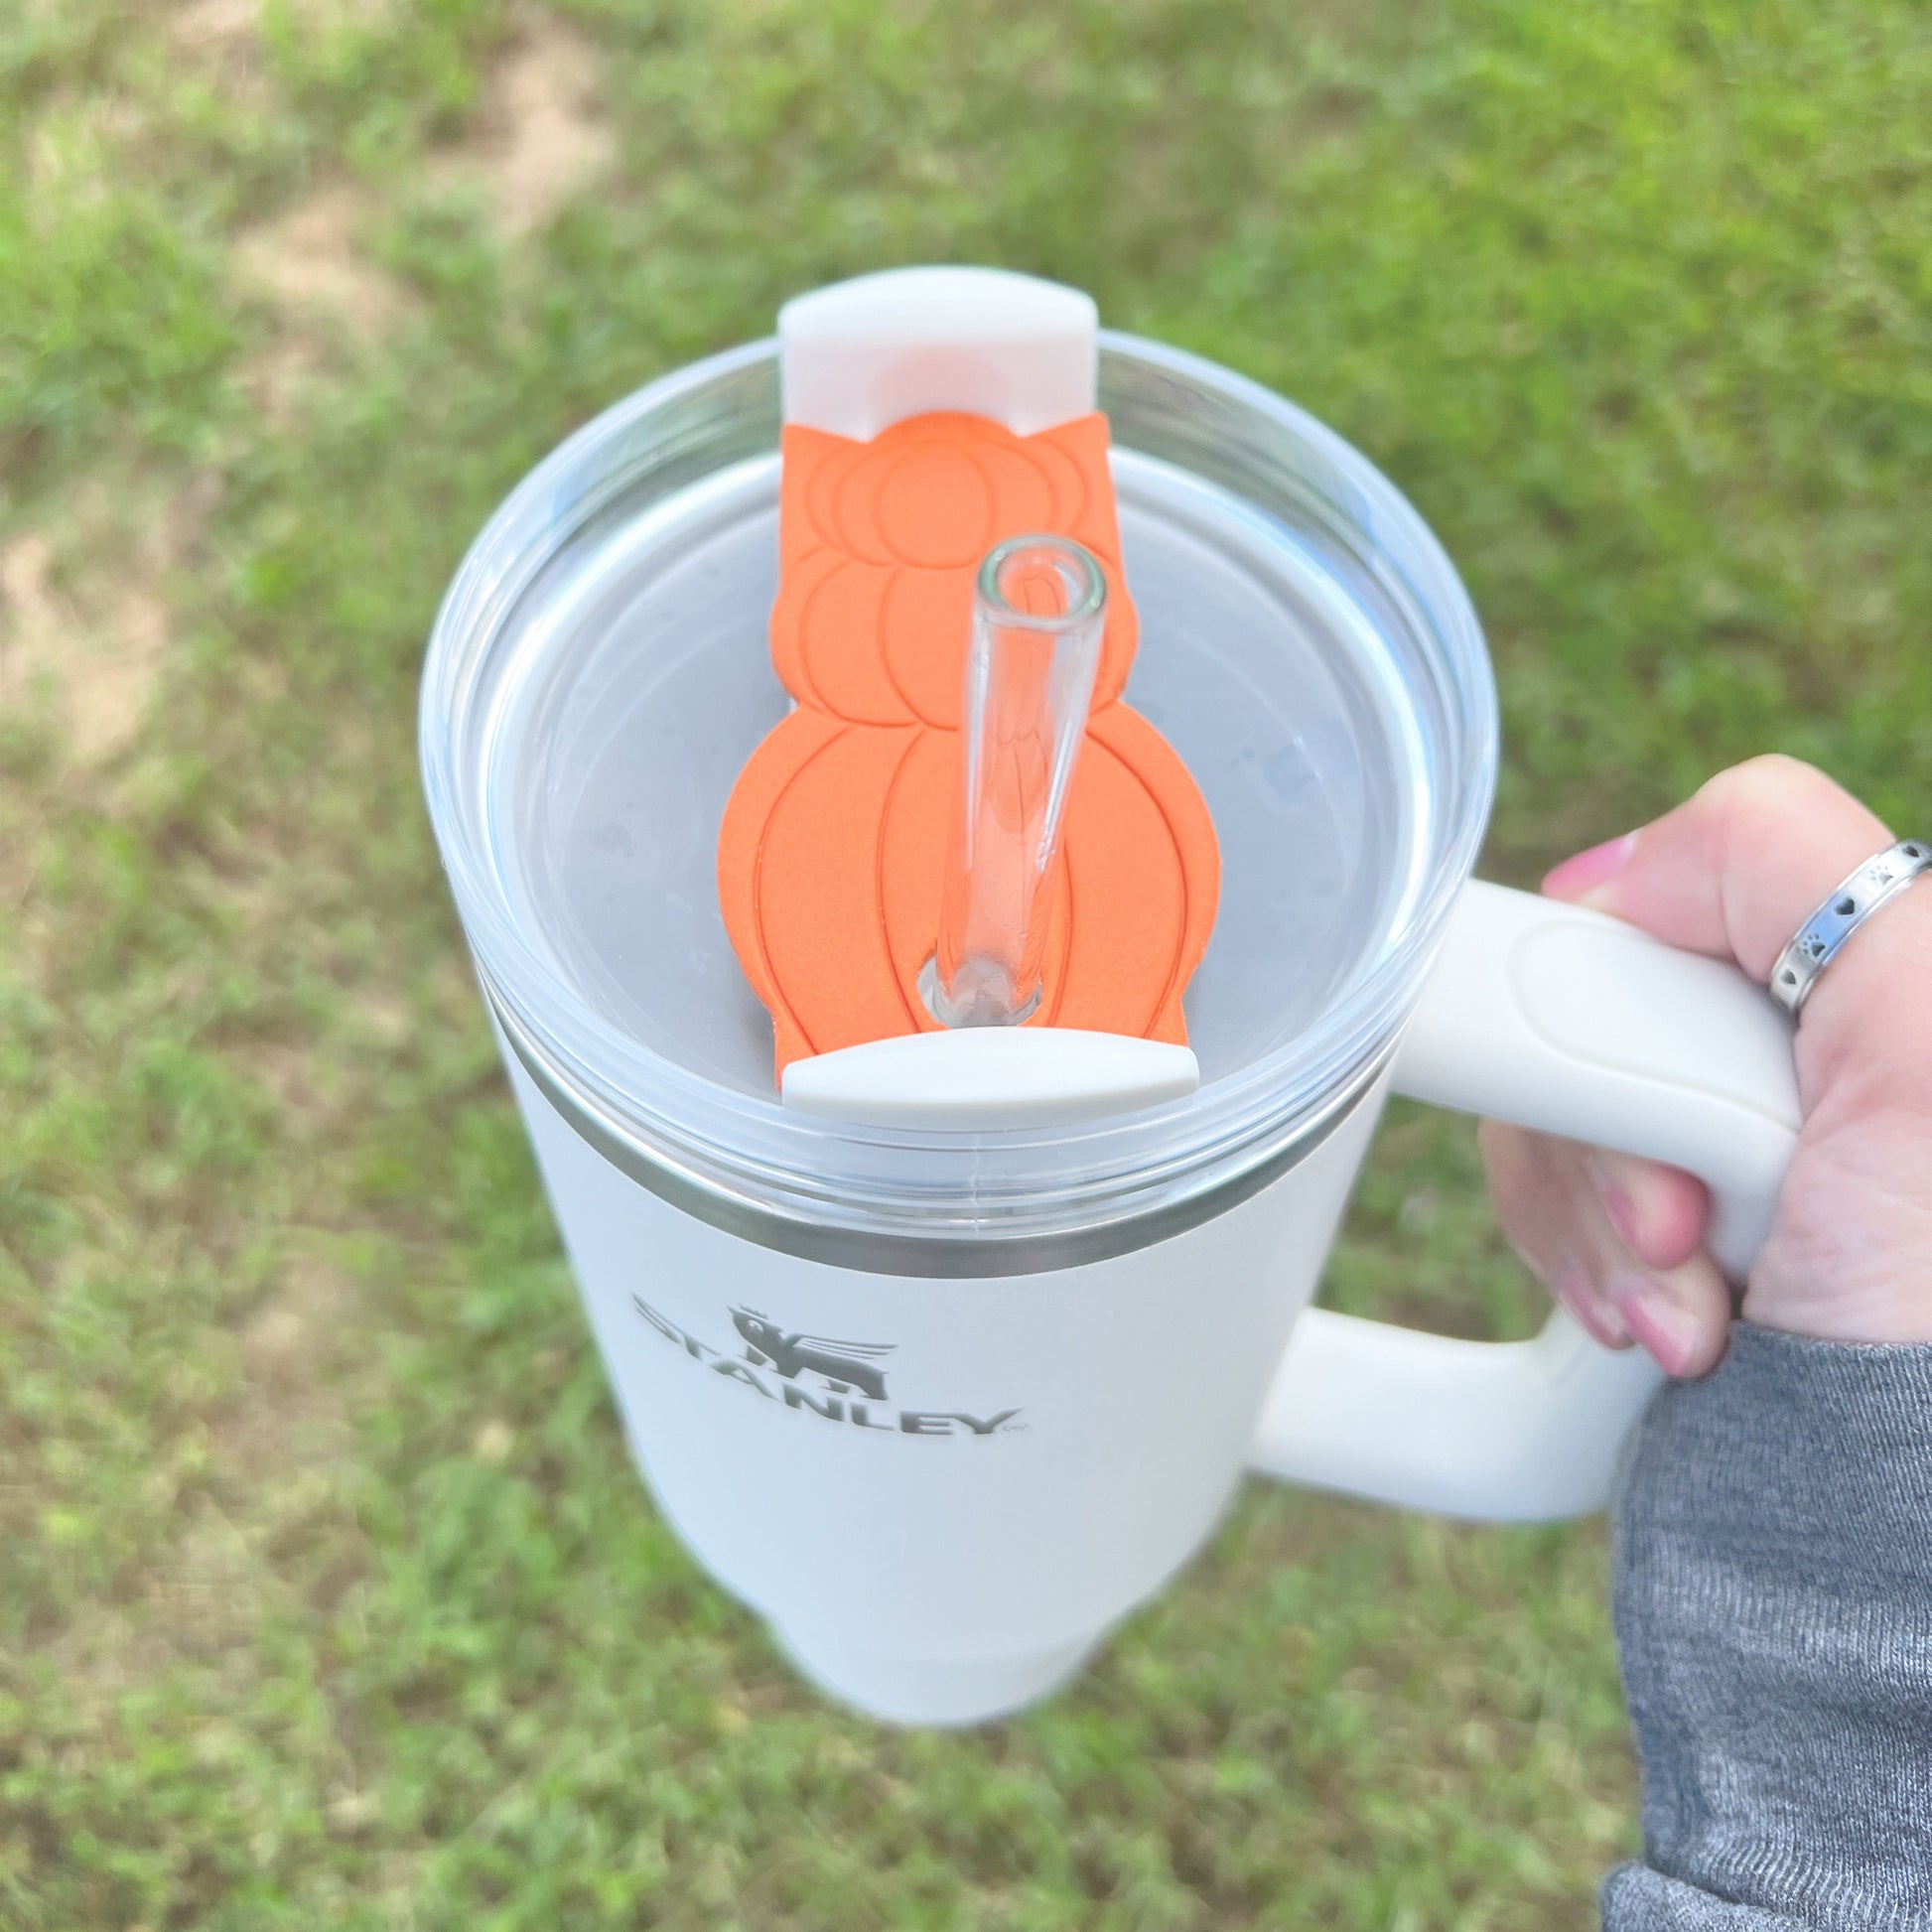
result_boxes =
[1769,838,1932,1017]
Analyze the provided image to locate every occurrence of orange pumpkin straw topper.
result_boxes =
[718,277,1219,1083]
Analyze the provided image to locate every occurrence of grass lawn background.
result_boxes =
[2,0,1927,1924]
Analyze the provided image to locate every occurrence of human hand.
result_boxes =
[1481,756,1932,1376]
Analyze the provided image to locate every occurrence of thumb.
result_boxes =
[1542,755,1928,1096]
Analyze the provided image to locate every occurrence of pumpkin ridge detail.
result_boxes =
[718,410,1219,1082]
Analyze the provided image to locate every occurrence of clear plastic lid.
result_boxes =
[419,336,1497,1252]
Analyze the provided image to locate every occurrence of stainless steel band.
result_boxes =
[1769,838,1932,1017]
[483,977,1378,1278]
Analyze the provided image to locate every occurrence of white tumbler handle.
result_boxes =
[1250,880,1802,1521]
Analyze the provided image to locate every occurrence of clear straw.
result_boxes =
[928,534,1107,1029]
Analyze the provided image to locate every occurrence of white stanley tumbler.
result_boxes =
[420,270,1799,1725]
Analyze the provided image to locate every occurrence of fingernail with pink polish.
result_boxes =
[1593,1173,1641,1250]
[1544,831,1637,905]
[1555,1265,1631,1349]
[1605,1273,1698,1377]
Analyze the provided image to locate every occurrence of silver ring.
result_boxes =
[1769,839,1932,1016]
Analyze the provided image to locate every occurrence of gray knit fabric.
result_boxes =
[1601,1323,1932,1930]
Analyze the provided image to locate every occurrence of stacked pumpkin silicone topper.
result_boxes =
[718,269,1220,1111]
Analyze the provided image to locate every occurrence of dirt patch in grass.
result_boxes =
[171,0,393,58]
[169,0,261,58]
[165,0,290,119]
[37,1255,364,1714]
[0,474,218,767]
[235,183,410,341]
[227,1255,358,1464]
[433,18,617,237]
[188,1258,364,1627]
[233,181,415,420]
[238,335,327,426]
[25,94,151,202]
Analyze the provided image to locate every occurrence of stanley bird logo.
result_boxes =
[632,1296,1021,1439]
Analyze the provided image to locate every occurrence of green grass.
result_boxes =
[2,0,1928,1924]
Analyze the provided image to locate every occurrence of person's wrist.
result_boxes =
[1745,1283,1932,1349]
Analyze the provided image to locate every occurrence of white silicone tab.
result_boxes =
[781,1028,1199,1130]
[779,267,1098,438]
